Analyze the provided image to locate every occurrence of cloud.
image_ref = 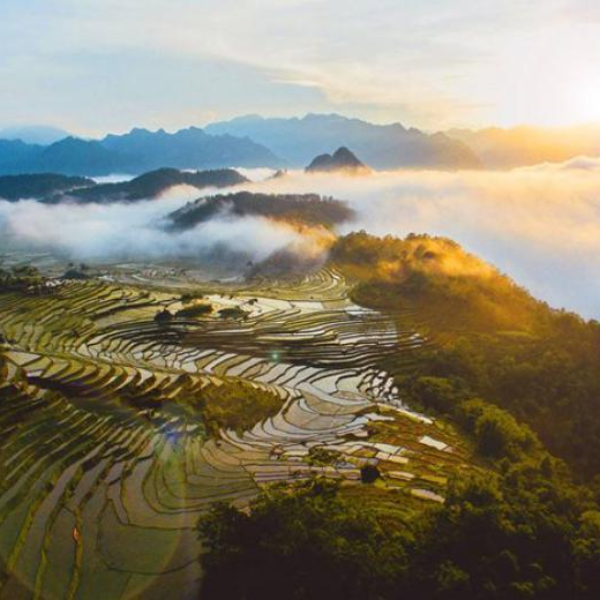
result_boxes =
[244,164,600,319]
[2,160,600,319]
[518,155,600,172]
[0,186,321,267]
[1,1,582,131]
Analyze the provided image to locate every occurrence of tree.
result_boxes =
[198,480,405,599]
[154,309,173,325]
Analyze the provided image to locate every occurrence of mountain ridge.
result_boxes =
[205,113,481,169]
[0,128,284,176]
[0,125,71,145]
[0,168,249,203]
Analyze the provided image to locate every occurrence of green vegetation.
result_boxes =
[0,265,47,293]
[218,306,248,320]
[199,452,600,599]
[332,231,600,481]
[192,380,285,436]
[331,230,545,332]
[199,480,403,600]
[175,302,213,318]
[61,263,91,280]
[0,168,249,203]
[405,334,600,481]
[307,446,342,466]
[180,291,205,303]
[360,464,381,484]
[169,192,354,230]
[154,308,174,324]
[63,168,248,203]
[198,400,600,599]
[0,173,93,200]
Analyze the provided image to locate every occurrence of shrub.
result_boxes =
[360,464,381,484]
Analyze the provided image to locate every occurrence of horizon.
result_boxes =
[6,111,600,142]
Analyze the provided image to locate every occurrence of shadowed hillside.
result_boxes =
[169,191,355,230]
[0,173,94,201]
[205,113,482,170]
[0,128,284,176]
[305,146,370,174]
[50,168,249,203]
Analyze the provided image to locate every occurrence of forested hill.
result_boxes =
[330,231,600,481]
[0,173,94,201]
[49,168,249,203]
[198,234,600,599]
[168,192,355,230]
[0,168,249,203]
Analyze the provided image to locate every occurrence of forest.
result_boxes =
[197,232,600,599]
[331,231,600,482]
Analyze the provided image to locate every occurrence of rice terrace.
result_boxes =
[0,259,474,598]
[4,2,600,598]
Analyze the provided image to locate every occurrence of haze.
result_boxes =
[3,1,600,134]
[2,161,600,319]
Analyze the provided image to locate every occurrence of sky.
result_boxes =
[2,0,600,136]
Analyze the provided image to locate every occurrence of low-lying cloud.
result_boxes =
[0,185,317,267]
[2,160,600,319]
[247,163,600,319]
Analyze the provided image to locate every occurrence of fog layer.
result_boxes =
[249,161,600,319]
[0,185,320,266]
[1,161,600,319]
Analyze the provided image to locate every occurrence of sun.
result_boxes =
[570,74,600,124]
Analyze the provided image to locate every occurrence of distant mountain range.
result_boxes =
[100,127,282,173]
[0,125,71,145]
[0,128,283,177]
[3,115,600,176]
[206,113,481,170]
[0,168,249,203]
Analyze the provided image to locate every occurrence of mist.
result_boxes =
[247,162,600,319]
[2,162,600,319]
[0,185,321,268]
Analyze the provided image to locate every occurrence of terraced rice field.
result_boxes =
[0,268,474,599]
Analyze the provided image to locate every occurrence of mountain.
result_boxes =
[205,113,481,170]
[305,146,370,174]
[0,125,70,145]
[100,127,283,172]
[0,128,284,176]
[445,124,600,169]
[0,137,123,176]
[0,139,44,173]
[0,168,249,203]
[28,137,124,176]
[0,173,94,201]
[169,192,354,230]
[54,168,249,203]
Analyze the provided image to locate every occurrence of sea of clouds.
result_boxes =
[1,160,600,319]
